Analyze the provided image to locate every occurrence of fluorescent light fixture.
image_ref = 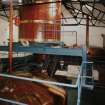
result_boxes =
[2,0,7,1]
[18,0,22,3]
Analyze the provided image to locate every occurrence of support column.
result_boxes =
[67,88,77,105]
[102,34,105,48]
[8,0,13,72]
[86,15,89,48]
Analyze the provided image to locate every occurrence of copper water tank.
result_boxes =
[19,0,61,41]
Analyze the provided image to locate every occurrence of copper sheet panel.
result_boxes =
[0,78,66,105]
[19,0,61,41]
[44,23,60,40]
[44,0,61,41]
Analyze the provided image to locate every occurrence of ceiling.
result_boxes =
[62,0,105,27]
[0,0,105,27]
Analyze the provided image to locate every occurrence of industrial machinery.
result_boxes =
[0,0,94,105]
[87,47,105,63]
[0,43,94,105]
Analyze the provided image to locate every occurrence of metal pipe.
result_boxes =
[86,15,89,48]
[8,0,13,72]
[77,62,85,105]
[75,31,77,46]
[0,73,79,88]
[0,18,2,64]
[0,98,27,105]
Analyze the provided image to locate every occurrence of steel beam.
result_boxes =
[0,46,84,57]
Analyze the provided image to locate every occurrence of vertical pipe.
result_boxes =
[75,31,77,46]
[0,17,2,74]
[102,34,105,48]
[86,15,89,48]
[8,0,13,72]
[0,17,2,64]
